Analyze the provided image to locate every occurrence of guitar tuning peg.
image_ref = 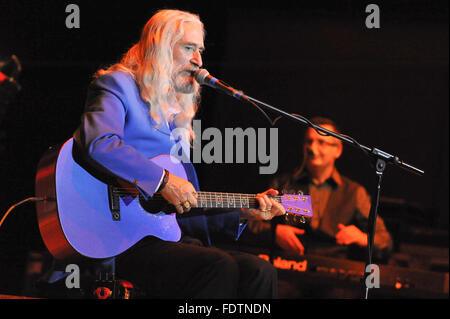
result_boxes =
[297,190,304,195]
[300,216,306,224]
[284,213,289,222]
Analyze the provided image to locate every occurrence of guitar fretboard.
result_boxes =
[195,192,281,209]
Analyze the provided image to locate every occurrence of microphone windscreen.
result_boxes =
[194,69,210,85]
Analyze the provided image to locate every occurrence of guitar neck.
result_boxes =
[195,191,279,209]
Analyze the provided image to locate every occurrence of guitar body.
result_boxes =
[36,138,183,260]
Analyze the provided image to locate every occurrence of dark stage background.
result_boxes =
[0,0,448,296]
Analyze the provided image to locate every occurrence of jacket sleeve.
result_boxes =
[73,73,164,198]
[206,209,247,241]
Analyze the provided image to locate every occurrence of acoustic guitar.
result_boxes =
[35,138,313,260]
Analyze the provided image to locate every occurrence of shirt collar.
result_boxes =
[295,167,342,189]
[329,168,342,187]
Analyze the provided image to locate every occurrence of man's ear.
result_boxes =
[335,142,343,159]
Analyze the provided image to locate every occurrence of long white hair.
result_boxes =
[95,9,203,142]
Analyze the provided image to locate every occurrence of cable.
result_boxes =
[241,95,371,159]
[241,94,374,171]
[241,95,280,127]
[240,94,373,163]
[0,197,46,229]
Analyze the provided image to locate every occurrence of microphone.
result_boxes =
[1,55,22,104]
[194,69,245,100]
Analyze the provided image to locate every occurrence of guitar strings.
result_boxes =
[110,188,309,217]
[110,188,282,208]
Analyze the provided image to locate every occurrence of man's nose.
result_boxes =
[190,50,202,68]
[306,141,320,156]
[306,147,315,157]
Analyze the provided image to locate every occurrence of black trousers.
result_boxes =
[115,236,278,298]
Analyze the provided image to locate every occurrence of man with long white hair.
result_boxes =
[73,9,285,298]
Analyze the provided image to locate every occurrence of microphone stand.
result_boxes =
[238,93,424,299]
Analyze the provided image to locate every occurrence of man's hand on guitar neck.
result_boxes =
[159,172,198,214]
[240,189,286,221]
[158,176,286,218]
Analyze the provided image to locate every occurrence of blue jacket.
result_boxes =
[74,71,245,246]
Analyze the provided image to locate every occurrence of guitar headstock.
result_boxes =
[280,194,313,223]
